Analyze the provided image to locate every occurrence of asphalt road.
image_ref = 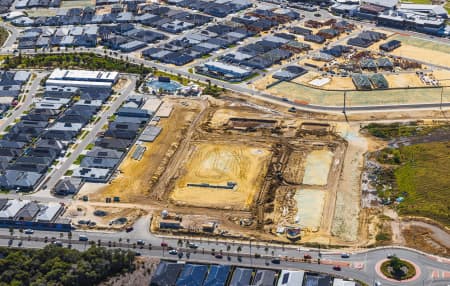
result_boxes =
[0,71,47,133]
[34,76,137,197]
[0,224,449,286]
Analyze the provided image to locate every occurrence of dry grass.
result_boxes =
[402,225,450,257]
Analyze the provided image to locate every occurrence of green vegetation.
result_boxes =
[380,256,416,280]
[376,142,450,226]
[0,27,9,49]
[73,154,85,165]
[64,170,74,176]
[203,83,225,97]
[364,122,450,140]
[393,142,450,226]
[1,53,153,75]
[0,245,135,286]
[86,143,95,150]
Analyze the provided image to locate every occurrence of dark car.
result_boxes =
[125,227,134,232]
[333,265,341,271]
[271,258,281,264]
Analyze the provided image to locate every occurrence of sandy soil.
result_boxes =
[89,100,202,203]
[64,203,144,230]
[392,45,450,67]
[302,150,334,186]
[283,151,305,184]
[171,143,272,210]
[384,73,425,88]
[209,107,274,128]
[294,189,326,231]
[322,77,354,90]
[331,123,367,242]
[252,76,278,91]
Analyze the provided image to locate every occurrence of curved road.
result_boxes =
[1,223,449,286]
[0,48,449,114]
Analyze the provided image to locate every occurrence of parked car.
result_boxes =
[341,253,350,258]
[137,240,145,245]
[24,229,34,235]
[53,241,63,247]
[125,227,134,232]
[161,242,168,247]
[168,249,178,255]
[188,243,198,249]
[333,265,341,271]
[304,254,312,259]
[215,254,223,259]
[79,235,88,242]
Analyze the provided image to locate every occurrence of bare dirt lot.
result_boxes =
[170,143,272,210]
[89,100,203,203]
[64,203,144,230]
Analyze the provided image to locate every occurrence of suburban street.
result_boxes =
[34,75,137,197]
[0,71,47,133]
[0,223,449,286]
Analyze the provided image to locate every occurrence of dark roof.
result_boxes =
[203,265,230,286]
[15,201,40,221]
[150,262,184,286]
[175,264,208,286]
[252,270,276,286]
[54,177,82,195]
[95,137,132,150]
[86,147,123,159]
[230,268,253,286]
[80,157,120,169]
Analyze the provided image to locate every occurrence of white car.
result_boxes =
[24,229,34,235]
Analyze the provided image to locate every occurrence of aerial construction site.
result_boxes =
[75,93,370,246]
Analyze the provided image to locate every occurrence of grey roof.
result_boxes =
[252,270,276,286]
[140,126,162,142]
[230,268,253,286]
[54,177,82,195]
[151,262,184,286]
[0,170,42,190]
[95,137,132,150]
[14,201,40,220]
[73,167,110,180]
[86,147,123,159]
[80,157,120,169]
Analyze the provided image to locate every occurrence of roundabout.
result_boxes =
[375,257,422,283]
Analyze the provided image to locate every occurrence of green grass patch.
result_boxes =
[0,26,9,48]
[364,122,450,140]
[391,142,450,226]
[1,53,153,75]
[380,257,416,280]
[64,170,74,176]
[86,143,94,150]
[73,154,85,165]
